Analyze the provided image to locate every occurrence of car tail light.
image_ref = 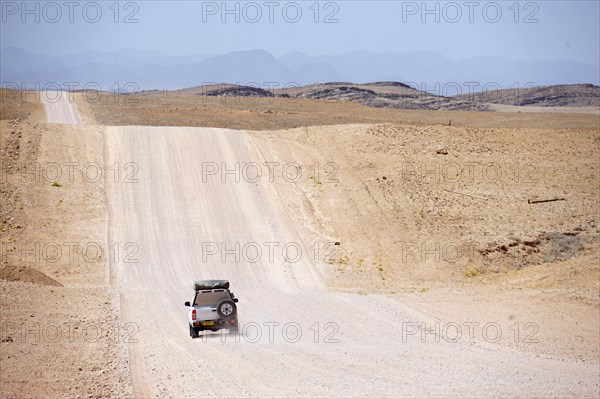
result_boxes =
[191,308,196,321]
[230,319,237,324]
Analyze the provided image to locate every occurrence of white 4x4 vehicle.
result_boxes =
[184,280,239,338]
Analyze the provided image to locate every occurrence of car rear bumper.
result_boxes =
[192,318,238,330]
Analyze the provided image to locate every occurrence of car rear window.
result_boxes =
[193,290,230,307]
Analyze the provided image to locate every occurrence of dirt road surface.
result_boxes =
[43,92,82,124]
[42,95,599,397]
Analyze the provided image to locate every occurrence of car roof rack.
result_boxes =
[193,280,229,291]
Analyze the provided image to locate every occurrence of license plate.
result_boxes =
[201,321,215,326]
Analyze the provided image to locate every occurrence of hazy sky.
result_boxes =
[1,1,599,64]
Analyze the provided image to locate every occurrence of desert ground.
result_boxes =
[1,88,599,398]
[84,88,600,130]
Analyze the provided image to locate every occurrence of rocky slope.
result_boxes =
[176,82,599,111]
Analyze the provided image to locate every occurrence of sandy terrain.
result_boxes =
[0,89,46,122]
[1,90,599,397]
[250,122,600,358]
[84,91,600,130]
[490,104,600,115]
[1,95,132,397]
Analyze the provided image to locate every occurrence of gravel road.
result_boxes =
[44,94,600,398]
[43,91,82,124]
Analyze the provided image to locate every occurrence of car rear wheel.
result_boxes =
[190,325,199,339]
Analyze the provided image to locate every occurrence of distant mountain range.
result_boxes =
[1,47,599,92]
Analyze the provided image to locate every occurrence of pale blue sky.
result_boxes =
[1,0,599,64]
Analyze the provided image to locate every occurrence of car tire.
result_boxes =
[190,325,199,339]
[216,299,237,320]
